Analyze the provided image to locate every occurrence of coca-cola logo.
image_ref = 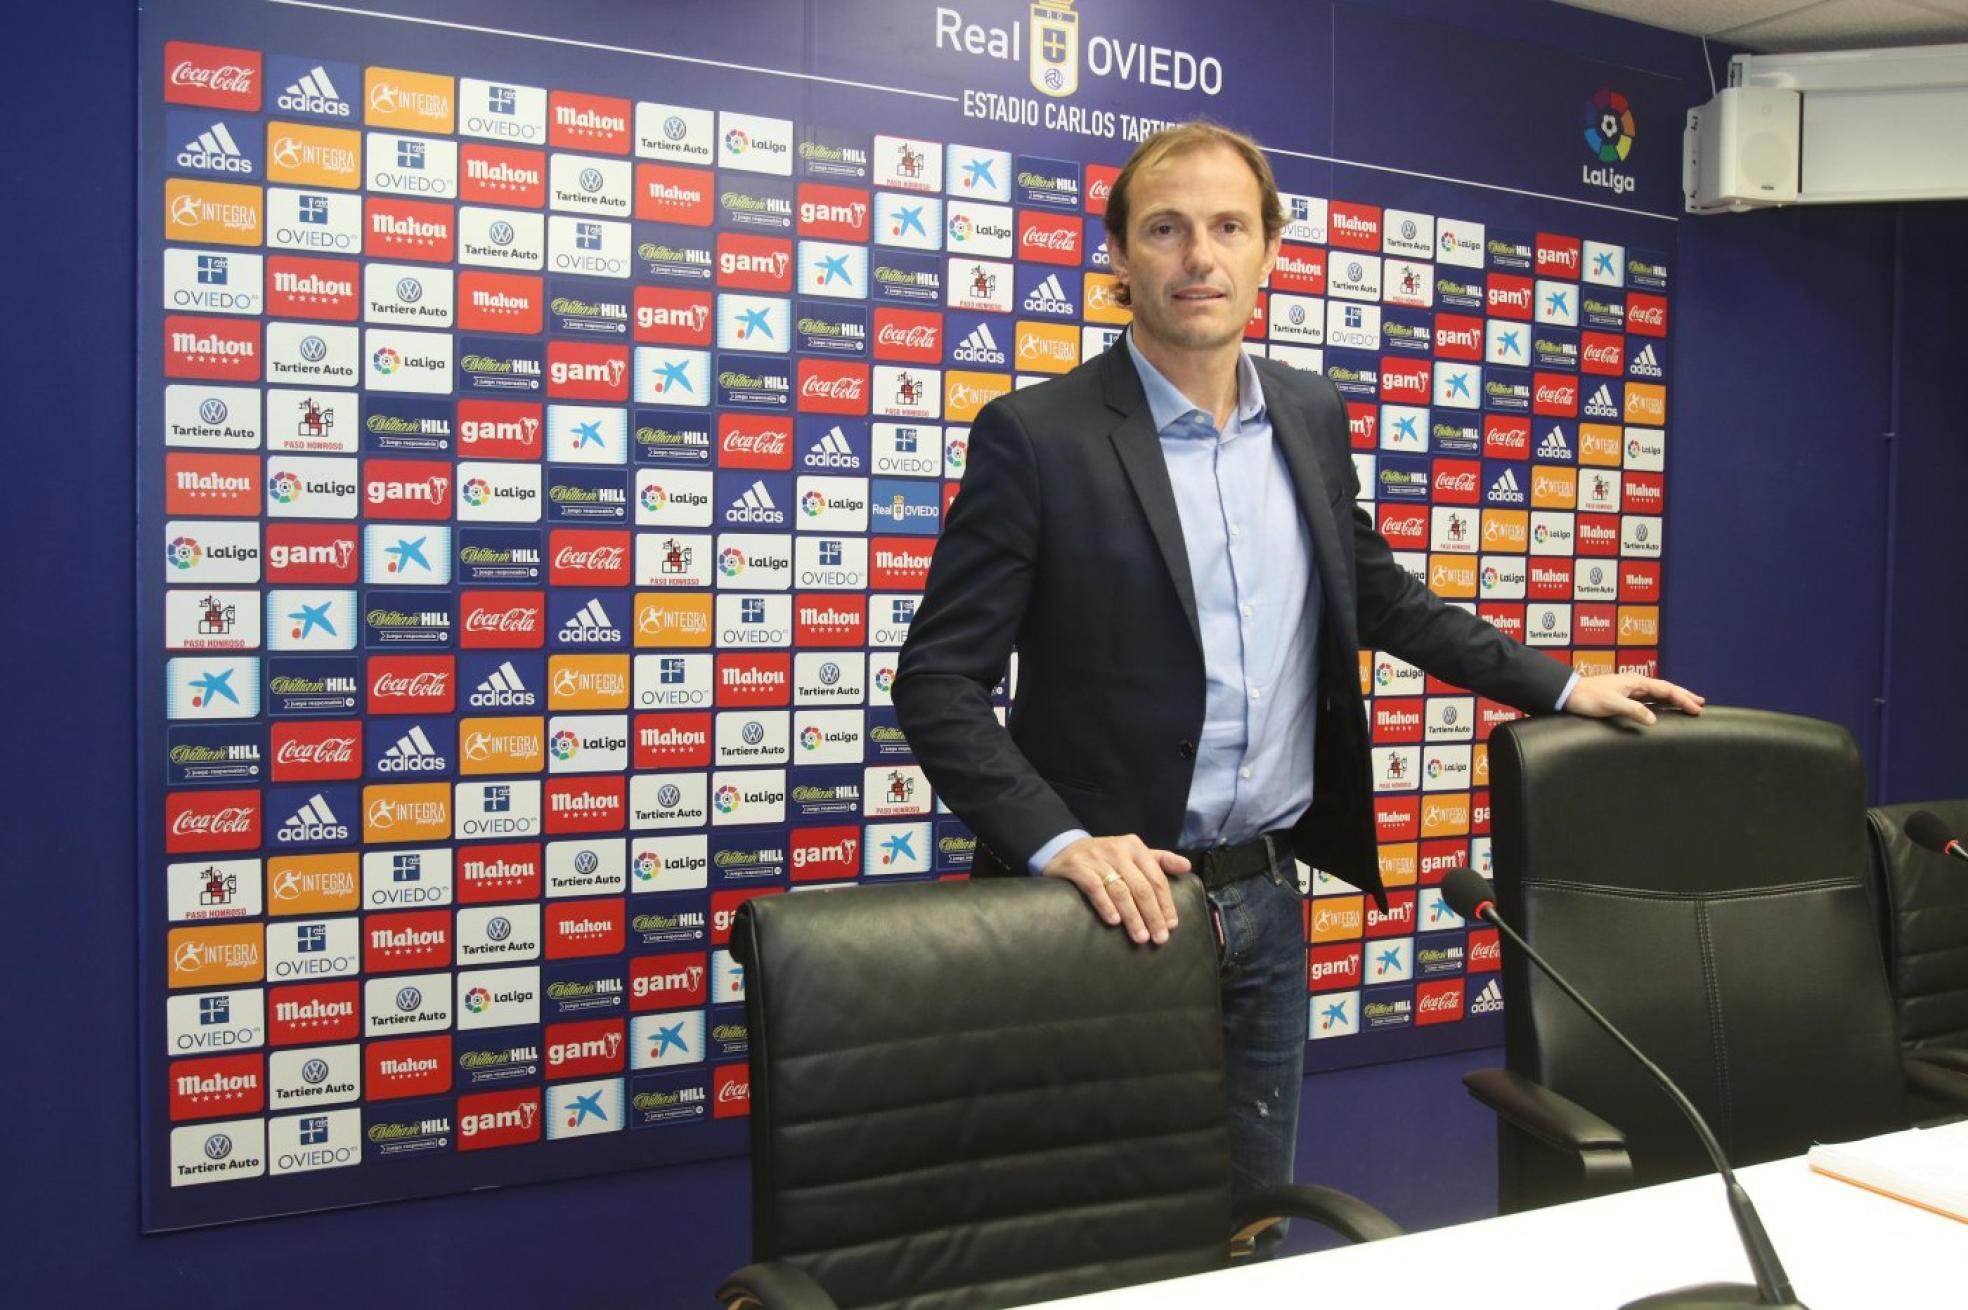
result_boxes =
[276,738,355,764]
[1436,472,1477,492]
[373,671,448,697]
[466,606,539,632]
[171,61,256,93]
[1022,227,1077,249]
[172,807,255,834]
[717,1080,749,1104]
[875,324,937,348]
[555,545,625,571]
[723,429,786,453]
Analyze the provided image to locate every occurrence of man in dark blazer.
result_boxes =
[893,122,1701,1236]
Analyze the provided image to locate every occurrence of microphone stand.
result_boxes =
[1480,907,1807,1309]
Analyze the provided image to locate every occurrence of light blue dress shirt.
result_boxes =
[1030,335,1319,869]
[1027,338,1578,874]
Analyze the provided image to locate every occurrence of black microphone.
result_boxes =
[1904,810,1968,863]
[1441,867,1807,1310]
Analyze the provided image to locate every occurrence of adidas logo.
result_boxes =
[1629,343,1662,379]
[276,65,352,118]
[1470,978,1504,1015]
[277,793,349,843]
[1583,383,1618,418]
[1488,467,1525,504]
[726,479,781,523]
[804,426,860,469]
[559,598,622,644]
[1536,426,1572,459]
[377,724,446,773]
[470,660,536,709]
[177,121,252,174]
[952,322,1005,366]
[1022,273,1073,315]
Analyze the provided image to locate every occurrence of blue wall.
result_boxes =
[7,1,1956,1303]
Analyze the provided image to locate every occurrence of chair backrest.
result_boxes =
[733,876,1232,1309]
[1489,707,1906,1199]
[1866,799,1968,1053]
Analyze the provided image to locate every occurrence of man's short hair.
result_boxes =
[1101,119,1285,308]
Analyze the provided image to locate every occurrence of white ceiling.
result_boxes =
[1549,0,1968,51]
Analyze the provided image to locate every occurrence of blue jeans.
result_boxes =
[1208,862,1307,1259]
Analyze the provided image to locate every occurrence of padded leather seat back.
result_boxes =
[733,877,1231,1310]
[1489,708,1906,1196]
[1867,799,1968,1052]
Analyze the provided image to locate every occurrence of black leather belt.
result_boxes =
[1177,831,1292,890]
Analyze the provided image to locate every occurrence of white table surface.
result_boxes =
[1024,1152,1968,1308]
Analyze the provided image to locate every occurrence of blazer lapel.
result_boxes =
[1102,346,1202,649]
[1260,368,1356,649]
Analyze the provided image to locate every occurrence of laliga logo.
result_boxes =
[714,784,740,814]
[634,851,659,881]
[549,730,579,761]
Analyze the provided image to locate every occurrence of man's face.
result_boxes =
[1110,143,1279,355]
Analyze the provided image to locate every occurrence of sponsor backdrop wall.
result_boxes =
[138,0,1682,1228]
[12,0,1959,1302]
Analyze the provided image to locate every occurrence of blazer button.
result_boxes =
[1177,740,1196,759]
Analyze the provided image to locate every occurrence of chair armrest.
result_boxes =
[716,1261,838,1310]
[1905,1051,1968,1112]
[1229,1183,1405,1255]
[1464,1067,1627,1152]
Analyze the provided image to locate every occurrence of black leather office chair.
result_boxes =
[1865,800,1968,1121]
[717,877,1401,1310]
[1465,708,1928,1213]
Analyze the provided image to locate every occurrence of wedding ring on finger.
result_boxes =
[1102,871,1124,886]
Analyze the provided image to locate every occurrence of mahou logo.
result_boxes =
[547,341,630,400]
[165,315,260,382]
[365,1034,451,1100]
[458,271,544,335]
[458,1088,542,1150]
[460,143,547,208]
[458,841,543,903]
[549,529,631,586]
[872,308,942,364]
[166,789,263,853]
[368,655,455,713]
[637,162,713,225]
[165,42,262,110]
[546,776,625,834]
[269,981,360,1045]
[635,711,712,768]
[718,414,794,469]
[169,1053,265,1121]
[265,256,360,321]
[457,400,544,460]
[1270,244,1325,295]
[271,721,362,783]
[870,538,933,590]
[549,90,631,154]
[365,196,455,263]
[798,360,871,417]
[547,899,625,959]
[716,653,791,707]
[460,590,547,649]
